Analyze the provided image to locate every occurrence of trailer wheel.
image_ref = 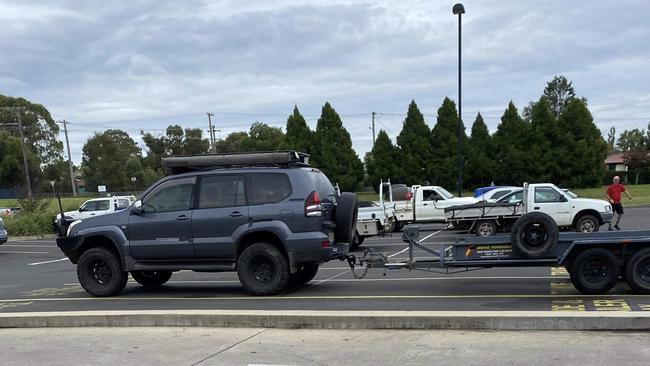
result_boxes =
[625,248,650,294]
[510,212,558,258]
[575,214,599,233]
[475,220,497,237]
[569,248,619,294]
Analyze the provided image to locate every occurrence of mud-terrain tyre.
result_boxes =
[625,248,650,294]
[475,220,497,237]
[575,214,599,233]
[510,212,558,258]
[350,231,365,250]
[131,271,173,287]
[334,192,359,243]
[237,242,291,296]
[290,263,319,286]
[77,247,128,297]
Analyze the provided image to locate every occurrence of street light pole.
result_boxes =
[453,3,465,197]
[206,112,215,153]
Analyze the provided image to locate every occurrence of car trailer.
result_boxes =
[346,212,650,295]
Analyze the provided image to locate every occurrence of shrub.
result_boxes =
[4,212,55,236]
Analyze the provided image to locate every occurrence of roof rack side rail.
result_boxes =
[162,150,310,175]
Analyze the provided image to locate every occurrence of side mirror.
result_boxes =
[78,207,84,212]
[132,200,143,215]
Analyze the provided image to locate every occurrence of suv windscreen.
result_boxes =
[199,175,246,208]
[144,177,195,213]
[307,170,337,203]
[247,173,292,205]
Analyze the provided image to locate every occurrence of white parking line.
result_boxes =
[2,244,56,248]
[28,258,69,266]
[0,251,50,254]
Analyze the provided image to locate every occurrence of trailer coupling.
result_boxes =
[344,247,388,279]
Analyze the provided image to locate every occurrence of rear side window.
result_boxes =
[247,173,292,205]
[199,175,246,209]
[307,170,337,203]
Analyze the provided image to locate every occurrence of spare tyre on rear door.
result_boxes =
[510,212,558,258]
[334,192,359,243]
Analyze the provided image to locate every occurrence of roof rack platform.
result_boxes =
[162,150,310,174]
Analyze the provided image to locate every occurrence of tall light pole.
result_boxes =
[206,112,215,153]
[453,3,465,197]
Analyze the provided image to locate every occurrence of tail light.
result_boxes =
[305,191,322,217]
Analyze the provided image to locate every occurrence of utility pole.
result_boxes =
[453,3,466,197]
[206,112,215,153]
[371,111,376,145]
[16,111,33,199]
[58,120,77,196]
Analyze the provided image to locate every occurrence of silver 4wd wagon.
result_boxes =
[56,151,358,296]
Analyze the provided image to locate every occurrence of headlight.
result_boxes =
[67,220,82,236]
[605,205,612,212]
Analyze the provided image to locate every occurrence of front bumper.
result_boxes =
[599,212,614,224]
[56,235,84,262]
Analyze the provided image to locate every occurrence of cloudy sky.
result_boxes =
[1,0,649,164]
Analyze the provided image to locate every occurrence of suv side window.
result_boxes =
[247,173,292,205]
[143,177,195,213]
[199,175,246,209]
[534,187,563,203]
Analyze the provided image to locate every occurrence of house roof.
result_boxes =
[605,153,624,164]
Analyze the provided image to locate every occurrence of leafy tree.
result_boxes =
[557,99,608,187]
[141,125,210,172]
[492,102,534,185]
[142,167,163,188]
[281,105,312,154]
[430,97,467,190]
[215,131,249,153]
[0,130,25,189]
[82,129,142,192]
[607,127,617,154]
[42,159,73,194]
[364,130,400,191]
[240,122,285,151]
[623,149,649,185]
[0,95,63,166]
[395,101,433,185]
[542,75,577,118]
[125,157,145,184]
[182,127,210,155]
[617,129,646,152]
[311,102,364,192]
[465,113,496,188]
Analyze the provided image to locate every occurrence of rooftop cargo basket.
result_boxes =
[162,150,310,175]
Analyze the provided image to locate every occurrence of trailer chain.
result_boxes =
[345,248,386,280]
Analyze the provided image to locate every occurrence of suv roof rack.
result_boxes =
[162,150,310,175]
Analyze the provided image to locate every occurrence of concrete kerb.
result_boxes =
[2,310,650,330]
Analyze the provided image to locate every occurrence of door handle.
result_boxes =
[230,211,243,217]
[90,213,95,216]
[534,207,540,210]
[423,203,429,206]
[175,215,190,221]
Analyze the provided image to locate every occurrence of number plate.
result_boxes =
[328,232,335,243]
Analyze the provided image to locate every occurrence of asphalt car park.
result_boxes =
[1,206,650,314]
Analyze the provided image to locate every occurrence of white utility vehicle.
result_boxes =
[445,183,613,236]
[55,195,136,222]
[476,186,519,202]
[393,185,478,225]
[353,181,396,248]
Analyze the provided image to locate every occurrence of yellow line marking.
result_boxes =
[1,294,650,303]
[551,267,569,276]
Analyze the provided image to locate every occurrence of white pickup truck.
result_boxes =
[353,181,397,248]
[444,183,614,235]
[55,195,136,223]
[393,185,478,225]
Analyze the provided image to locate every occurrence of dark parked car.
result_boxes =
[56,151,358,296]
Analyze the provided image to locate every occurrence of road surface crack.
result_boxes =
[190,328,266,365]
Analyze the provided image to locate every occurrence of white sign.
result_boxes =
[98,185,107,192]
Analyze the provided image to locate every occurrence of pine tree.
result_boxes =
[282,105,312,154]
[530,98,569,183]
[559,99,608,187]
[430,97,467,189]
[465,113,496,188]
[365,130,399,191]
[311,102,364,192]
[492,102,534,185]
[395,101,433,185]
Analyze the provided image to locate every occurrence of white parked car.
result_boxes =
[476,186,519,202]
[394,185,478,224]
[55,195,136,222]
[0,217,7,244]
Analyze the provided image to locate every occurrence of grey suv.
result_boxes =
[56,151,358,296]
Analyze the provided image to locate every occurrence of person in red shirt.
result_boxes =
[606,176,632,230]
